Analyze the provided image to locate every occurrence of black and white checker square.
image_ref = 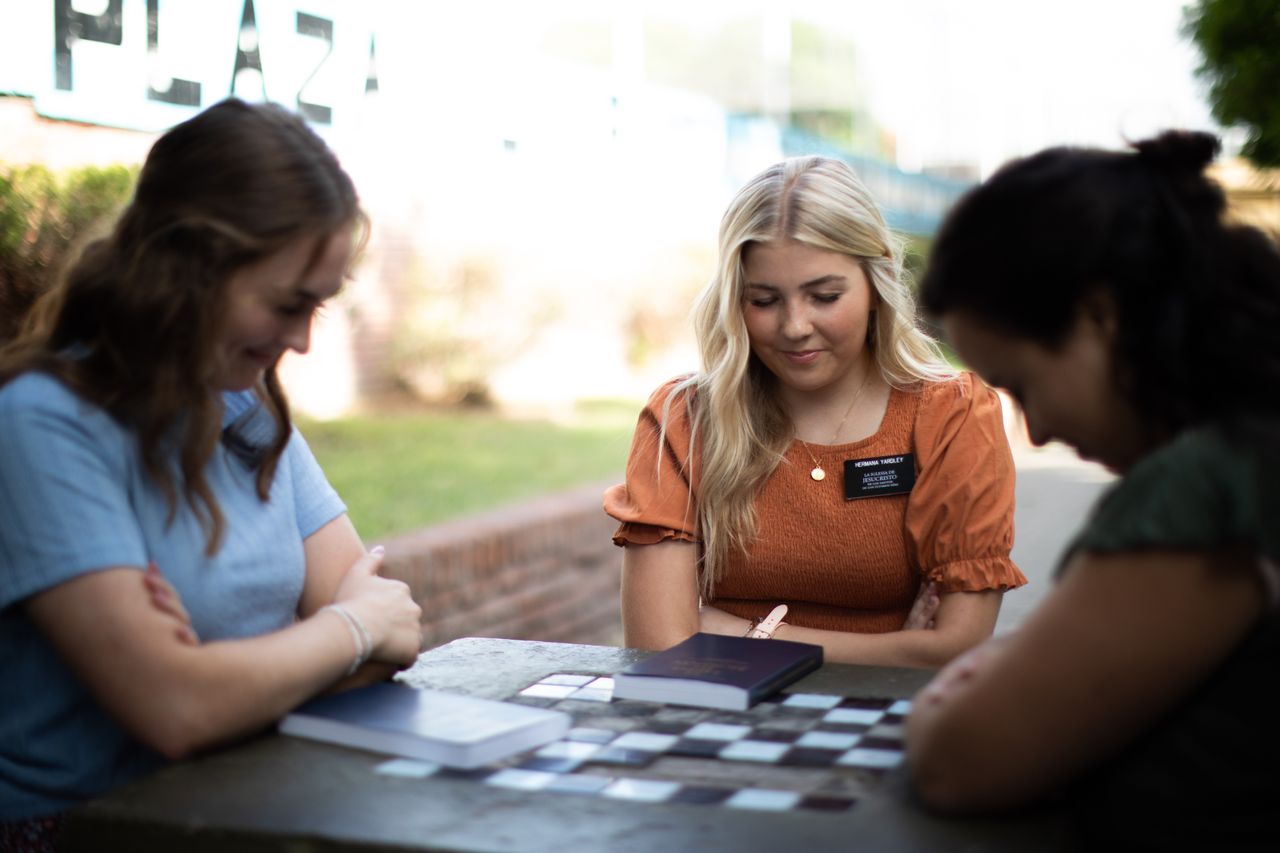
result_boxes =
[381,673,916,814]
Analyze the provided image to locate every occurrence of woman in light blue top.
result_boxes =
[0,99,422,848]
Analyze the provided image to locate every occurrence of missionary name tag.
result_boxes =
[844,453,916,500]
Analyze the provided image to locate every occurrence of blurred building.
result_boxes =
[1211,158,1280,241]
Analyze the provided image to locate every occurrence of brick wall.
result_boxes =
[0,96,155,170]
[381,481,624,649]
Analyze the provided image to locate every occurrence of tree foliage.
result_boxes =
[1183,0,1280,166]
[0,163,135,341]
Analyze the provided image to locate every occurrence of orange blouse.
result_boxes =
[603,372,1026,633]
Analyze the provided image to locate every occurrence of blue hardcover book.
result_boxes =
[612,632,823,710]
[280,682,571,769]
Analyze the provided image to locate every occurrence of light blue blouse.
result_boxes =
[0,372,345,819]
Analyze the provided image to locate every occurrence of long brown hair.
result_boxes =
[0,99,362,554]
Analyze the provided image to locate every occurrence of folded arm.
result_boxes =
[906,548,1265,813]
[25,514,422,760]
[754,590,997,667]
[621,539,997,667]
[700,590,996,667]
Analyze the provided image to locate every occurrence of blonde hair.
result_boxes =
[670,156,954,596]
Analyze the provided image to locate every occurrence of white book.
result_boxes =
[280,683,571,769]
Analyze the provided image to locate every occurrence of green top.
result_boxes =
[1055,423,1280,849]
[1062,424,1280,573]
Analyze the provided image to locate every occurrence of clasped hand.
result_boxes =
[143,550,423,669]
[332,547,423,667]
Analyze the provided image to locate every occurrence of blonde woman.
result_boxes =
[604,157,1025,667]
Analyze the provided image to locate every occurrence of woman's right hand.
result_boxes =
[332,547,423,668]
[144,561,200,645]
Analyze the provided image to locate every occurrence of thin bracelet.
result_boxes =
[346,607,374,659]
[321,604,372,675]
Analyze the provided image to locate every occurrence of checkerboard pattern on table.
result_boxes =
[374,673,912,814]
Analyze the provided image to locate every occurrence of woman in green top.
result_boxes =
[907,130,1280,850]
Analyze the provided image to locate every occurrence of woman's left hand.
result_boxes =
[698,604,754,636]
[143,561,199,645]
[903,582,941,630]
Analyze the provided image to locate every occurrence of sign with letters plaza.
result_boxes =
[1,0,379,133]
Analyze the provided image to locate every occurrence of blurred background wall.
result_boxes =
[4,1,1274,647]
[5,0,1254,421]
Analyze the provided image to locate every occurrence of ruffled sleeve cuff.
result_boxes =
[923,555,1028,594]
[611,522,699,548]
[603,481,699,547]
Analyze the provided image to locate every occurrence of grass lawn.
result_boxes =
[298,400,641,542]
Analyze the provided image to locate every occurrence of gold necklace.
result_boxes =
[796,368,874,482]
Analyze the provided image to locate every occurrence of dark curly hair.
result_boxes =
[921,130,1280,439]
[0,99,363,554]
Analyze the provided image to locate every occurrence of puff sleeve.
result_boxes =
[905,373,1026,593]
[603,379,700,547]
[0,374,147,609]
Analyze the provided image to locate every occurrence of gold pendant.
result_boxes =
[810,466,826,481]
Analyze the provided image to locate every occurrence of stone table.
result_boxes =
[61,637,1068,852]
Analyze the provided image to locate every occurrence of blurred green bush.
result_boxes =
[0,163,136,341]
[1184,0,1280,167]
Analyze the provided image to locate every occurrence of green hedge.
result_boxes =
[0,163,136,341]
